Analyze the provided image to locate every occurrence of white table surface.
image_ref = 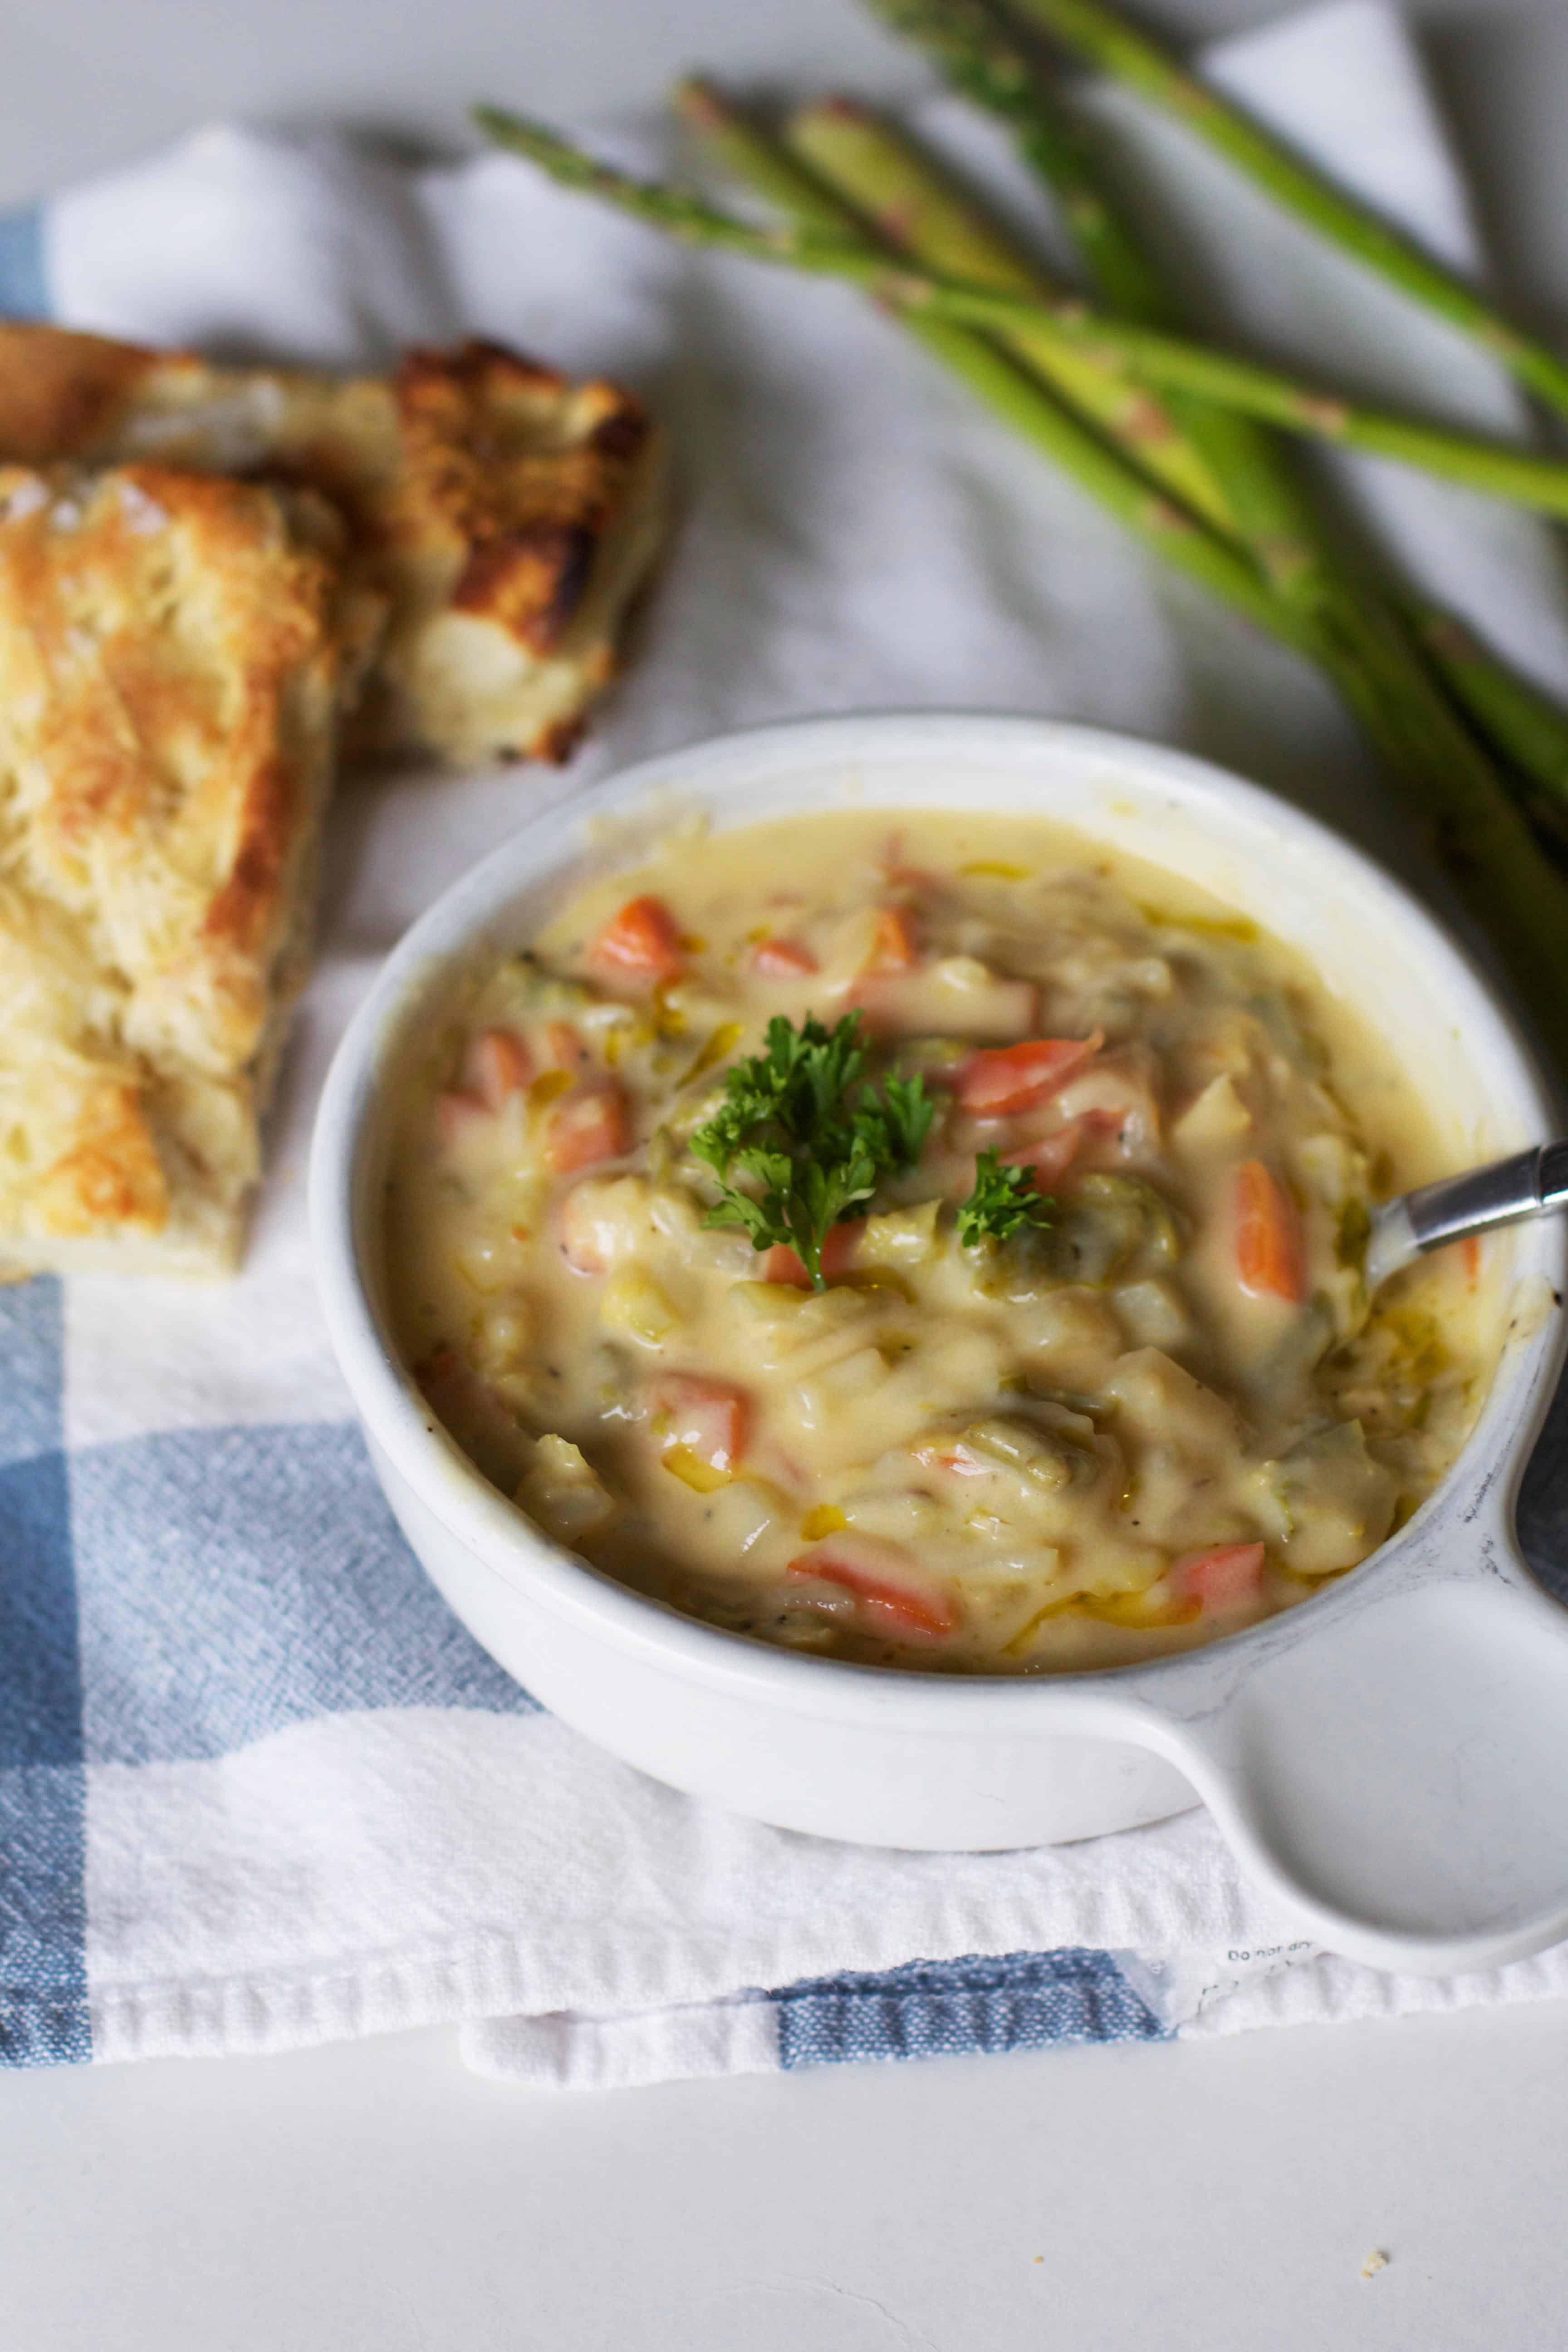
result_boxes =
[7,3,1568,2345]
[7,2001,1568,2349]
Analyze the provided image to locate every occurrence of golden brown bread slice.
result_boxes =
[0,460,369,1278]
[0,323,669,766]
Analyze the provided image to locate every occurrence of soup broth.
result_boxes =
[384,810,1497,1672]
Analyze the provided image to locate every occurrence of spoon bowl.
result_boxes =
[1366,1139,1568,1289]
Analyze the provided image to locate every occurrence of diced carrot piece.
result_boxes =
[866,904,921,973]
[1173,1542,1267,1611]
[877,833,940,892]
[462,1027,533,1111]
[956,1033,1103,1117]
[1001,1120,1084,1189]
[544,1085,629,1174]
[788,1539,959,1641]
[818,1224,861,1280]
[1234,1159,1305,1303]
[536,1020,588,1073]
[1460,1233,1481,1285]
[436,1089,489,1147]
[838,976,898,1035]
[591,896,684,985]
[751,934,819,978]
[647,1373,749,1472]
[760,1224,860,1288]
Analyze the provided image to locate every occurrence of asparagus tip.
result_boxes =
[673,76,727,128]
[795,95,877,127]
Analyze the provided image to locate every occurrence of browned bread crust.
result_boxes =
[0,324,669,766]
[0,460,359,1275]
[0,324,668,1279]
[0,323,163,463]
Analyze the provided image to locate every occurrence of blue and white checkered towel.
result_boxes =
[5,1,1568,2088]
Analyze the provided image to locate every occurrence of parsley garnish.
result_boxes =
[691,1013,934,1289]
[958,1148,1055,1248]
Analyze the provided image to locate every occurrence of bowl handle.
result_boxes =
[1130,1539,1568,1976]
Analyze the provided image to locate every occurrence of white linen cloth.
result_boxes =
[10,0,1568,2085]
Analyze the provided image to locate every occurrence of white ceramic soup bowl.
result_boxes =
[313,713,1568,1977]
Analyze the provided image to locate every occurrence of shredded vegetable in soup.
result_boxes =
[384,810,1497,1672]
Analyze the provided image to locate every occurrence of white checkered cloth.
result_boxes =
[4,0,1568,2087]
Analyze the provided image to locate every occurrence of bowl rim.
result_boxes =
[310,708,1568,1728]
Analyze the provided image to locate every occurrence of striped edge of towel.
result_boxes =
[461,1950,1170,2090]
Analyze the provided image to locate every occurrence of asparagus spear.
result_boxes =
[1409,604,1568,853]
[850,0,1324,570]
[473,97,1568,1054]
[1032,318,1568,519]
[860,0,1568,861]
[753,98,1568,1054]
[781,98,1247,534]
[779,95,1568,1027]
[862,0,1165,317]
[664,87,1311,645]
[676,76,861,232]
[474,109,1568,522]
[788,92,1369,635]
[1000,0,1568,425]
[842,0,1568,882]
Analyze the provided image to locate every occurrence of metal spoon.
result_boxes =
[1364,1141,1568,1292]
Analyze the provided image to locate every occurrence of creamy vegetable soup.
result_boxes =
[384,810,1495,1672]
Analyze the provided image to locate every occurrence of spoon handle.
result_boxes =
[1366,1141,1568,1289]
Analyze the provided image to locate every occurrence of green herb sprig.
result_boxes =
[958,1148,1055,1248]
[690,1013,934,1288]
